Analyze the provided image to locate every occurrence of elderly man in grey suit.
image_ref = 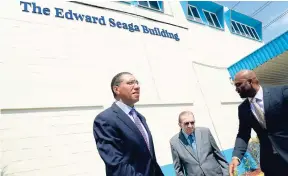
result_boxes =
[170,111,229,176]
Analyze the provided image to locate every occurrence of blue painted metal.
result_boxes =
[188,1,223,12]
[231,10,261,29]
[228,31,288,79]
[180,1,188,17]
[224,8,231,31]
[180,1,224,29]
[225,9,262,41]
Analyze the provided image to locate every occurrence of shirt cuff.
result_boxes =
[232,156,241,165]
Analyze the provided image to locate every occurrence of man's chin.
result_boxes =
[239,94,247,99]
[132,98,139,104]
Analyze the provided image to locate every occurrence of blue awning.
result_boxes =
[228,31,288,79]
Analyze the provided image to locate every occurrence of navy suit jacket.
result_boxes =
[93,103,164,176]
[232,85,288,172]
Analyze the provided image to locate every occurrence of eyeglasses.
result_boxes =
[126,80,139,86]
[184,121,195,126]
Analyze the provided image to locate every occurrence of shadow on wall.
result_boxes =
[161,137,263,176]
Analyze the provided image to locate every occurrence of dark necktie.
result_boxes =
[188,134,198,158]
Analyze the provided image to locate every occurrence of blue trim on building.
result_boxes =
[228,31,288,79]
[161,148,258,175]
[224,8,231,31]
[180,1,224,29]
[224,9,262,41]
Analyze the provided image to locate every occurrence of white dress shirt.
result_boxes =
[115,101,149,145]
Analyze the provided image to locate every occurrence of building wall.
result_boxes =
[0,1,262,175]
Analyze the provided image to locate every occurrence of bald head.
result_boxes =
[234,70,260,98]
[234,70,257,81]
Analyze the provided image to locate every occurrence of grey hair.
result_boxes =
[178,111,194,123]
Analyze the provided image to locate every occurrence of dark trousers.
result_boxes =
[263,153,288,176]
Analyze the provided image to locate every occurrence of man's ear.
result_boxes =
[113,86,119,96]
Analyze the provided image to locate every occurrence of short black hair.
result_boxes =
[111,72,132,98]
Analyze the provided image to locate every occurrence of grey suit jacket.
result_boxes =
[170,127,229,176]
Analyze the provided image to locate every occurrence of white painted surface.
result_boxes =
[0,1,262,175]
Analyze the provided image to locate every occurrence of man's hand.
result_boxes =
[229,158,240,176]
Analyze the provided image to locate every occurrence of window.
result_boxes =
[241,24,250,37]
[231,21,240,34]
[187,5,202,23]
[203,10,222,29]
[138,1,163,12]
[250,27,260,40]
[231,20,260,41]
[236,22,245,35]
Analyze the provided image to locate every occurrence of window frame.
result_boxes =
[187,4,202,23]
[250,27,260,40]
[137,1,163,12]
[231,20,260,41]
[202,9,222,29]
[231,21,240,34]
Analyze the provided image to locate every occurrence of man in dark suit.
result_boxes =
[170,111,229,176]
[93,72,163,176]
[229,70,288,176]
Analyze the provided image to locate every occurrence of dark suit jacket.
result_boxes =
[233,85,288,172]
[93,103,163,176]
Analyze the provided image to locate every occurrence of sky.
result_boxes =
[215,1,288,43]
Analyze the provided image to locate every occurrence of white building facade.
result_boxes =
[0,1,264,175]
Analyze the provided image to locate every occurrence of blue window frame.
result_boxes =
[231,20,260,41]
[187,5,202,23]
[138,1,163,12]
[203,10,222,29]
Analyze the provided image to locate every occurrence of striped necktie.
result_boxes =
[129,109,150,151]
[251,98,278,153]
[251,98,266,129]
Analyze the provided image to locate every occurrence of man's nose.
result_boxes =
[134,83,140,89]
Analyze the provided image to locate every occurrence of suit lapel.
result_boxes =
[178,132,199,162]
[243,99,265,130]
[112,103,145,143]
[263,87,271,114]
[244,99,254,117]
[195,128,202,160]
[137,112,154,157]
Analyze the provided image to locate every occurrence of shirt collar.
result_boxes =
[248,86,263,102]
[115,101,133,115]
[182,129,194,140]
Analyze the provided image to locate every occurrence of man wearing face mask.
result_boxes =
[170,111,229,176]
[229,70,288,176]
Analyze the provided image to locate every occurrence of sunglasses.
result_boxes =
[184,121,195,126]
